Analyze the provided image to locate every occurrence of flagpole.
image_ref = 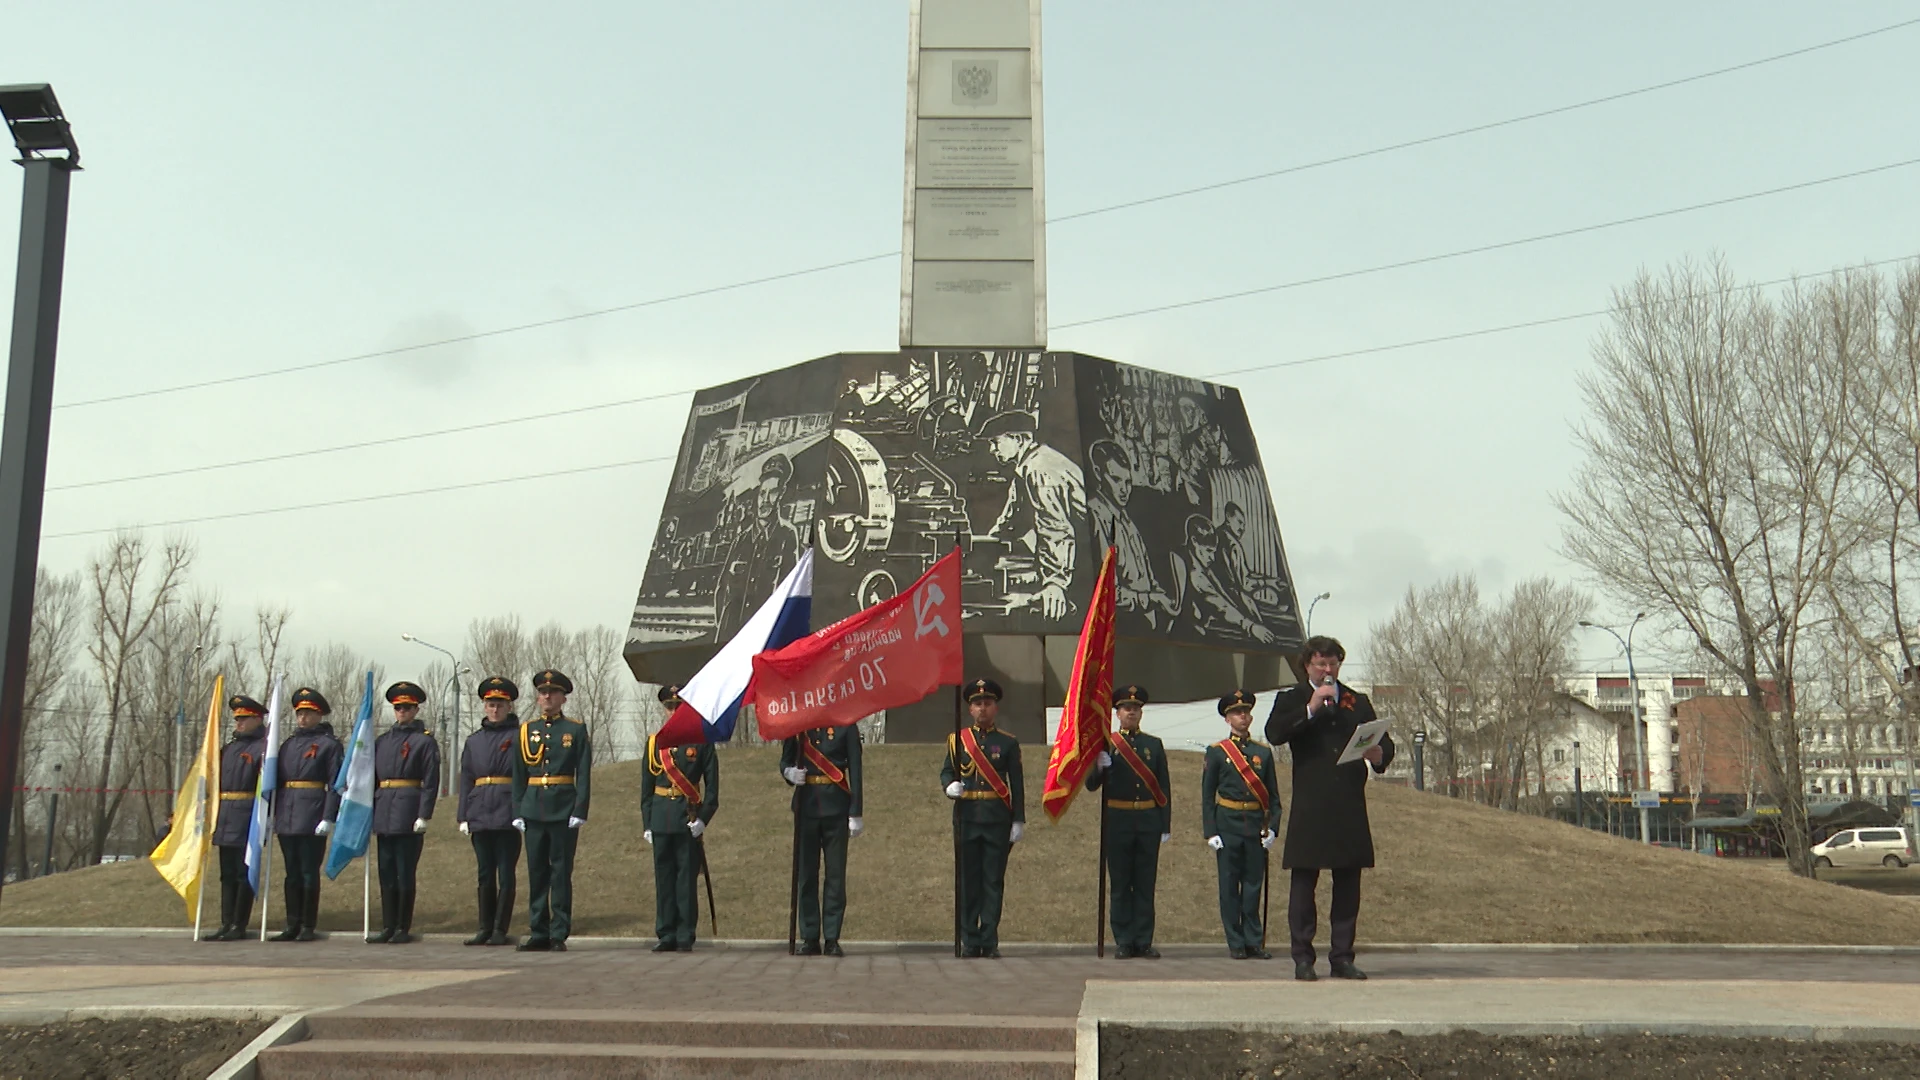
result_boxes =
[257,826,272,943]
[192,852,206,942]
[1092,528,1114,960]
[362,849,371,941]
[787,746,802,955]
[949,532,965,959]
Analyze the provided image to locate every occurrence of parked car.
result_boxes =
[1811,827,1915,869]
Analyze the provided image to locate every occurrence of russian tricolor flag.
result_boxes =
[656,549,813,746]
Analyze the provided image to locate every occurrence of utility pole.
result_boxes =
[1582,614,1652,844]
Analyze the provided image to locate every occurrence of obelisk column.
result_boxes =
[900,0,1046,348]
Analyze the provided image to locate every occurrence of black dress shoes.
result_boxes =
[983,947,1002,959]
[798,940,822,956]
[1113,945,1136,959]
[1294,962,1318,981]
[1138,946,1161,959]
[651,940,678,952]
[1246,947,1273,960]
[1329,961,1368,980]
[550,941,568,952]
[516,938,551,952]
[823,940,844,957]
[1229,946,1248,960]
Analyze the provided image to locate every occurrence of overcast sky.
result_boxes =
[4,3,1917,693]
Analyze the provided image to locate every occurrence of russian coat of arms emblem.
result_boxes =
[953,61,998,106]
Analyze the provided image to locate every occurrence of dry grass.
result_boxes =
[6,745,1919,944]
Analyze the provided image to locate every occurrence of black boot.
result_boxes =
[296,884,321,941]
[231,886,256,942]
[466,884,496,946]
[368,890,396,944]
[489,883,515,946]
[269,880,302,941]
[390,890,416,944]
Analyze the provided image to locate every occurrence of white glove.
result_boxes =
[848,816,864,838]
[944,781,965,799]
[568,816,585,829]
[1207,835,1223,851]
[412,818,428,834]
[1096,751,1112,769]
[314,820,332,837]
[512,818,526,832]
[643,829,653,844]
[1009,822,1024,844]
[689,818,707,839]
[458,821,471,836]
[783,766,808,785]
[1261,830,1276,850]
[1160,833,1172,845]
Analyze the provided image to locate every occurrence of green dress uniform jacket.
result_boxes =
[1201,733,1282,953]
[1085,728,1171,952]
[940,725,1023,953]
[781,726,863,945]
[641,736,718,947]
[511,712,592,946]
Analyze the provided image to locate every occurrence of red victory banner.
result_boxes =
[751,549,963,741]
[1042,545,1117,822]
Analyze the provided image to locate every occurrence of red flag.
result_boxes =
[1042,545,1117,822]
[750,550,963,741]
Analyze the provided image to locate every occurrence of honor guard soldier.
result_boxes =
[459,675,522,946]
[511,669,591,952]
[941,677,1024,958]
[1085,684,1171,959]
[207,695,269,942]
[272,687,343,942]
[369,681,440,944]
[780,715,863,956]
[1202,690,1281,959]
[642,684,718,953]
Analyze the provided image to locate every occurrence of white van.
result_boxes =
[1811,827,1914,869]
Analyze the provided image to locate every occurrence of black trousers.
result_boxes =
[376,833,425,894]
[1214,832,1266,950]
[525,821,578,942]
[796,814,849,943]
[957,820,1011,951]
[1104,824,1160,950]
[1288,867,1362,965]
[216,844,255,928]
[471,828,521,892]
[653,831,700,945]
[217,843,250,888]
[277,834,324,892]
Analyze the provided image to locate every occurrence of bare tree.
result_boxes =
[1558,258,1869,876]
[10,568,82,880]
[1369,574,1491,800]
[1487,578,1590,812]
[466,615,530,689]
[566,625,632,763]
[82,532,193,865]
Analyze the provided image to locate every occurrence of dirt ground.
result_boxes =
[1100,1028,1920,1079]
[11,745,1920,944]
[0,1017,268,1080]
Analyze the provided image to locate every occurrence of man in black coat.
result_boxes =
[369,681,440,944]
[1265,635,1395,981]
[207,694,268,942]
[271,687,343,942]
[458,676,522,946]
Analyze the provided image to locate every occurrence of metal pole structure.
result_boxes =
[39,762,58,875]
[1412,731,1426,792]
[0,86,78,906]
[1306,592,1331,638]
[401,634,461,793]
[1573,739,1584,830]
[1583,616,1651,845]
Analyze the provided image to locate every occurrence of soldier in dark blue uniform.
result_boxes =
[1084,683,1172,959]
[941,677,1024,959]
[1201,689,1282,959]
[207,694,268,943]
[459,675,522,946]
[642,684,717,953]
[271,687,342,942]
[369,681,440,944]
[512,669,592,952]
[780,714,863,956]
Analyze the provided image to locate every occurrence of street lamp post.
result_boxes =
[1573,738,1584,830]
[401,634,463,791]
[1306,592,1331,637]
[1581,614,1651,845]
[0,85,79,902]
[1412,730,1426,792]
[40,761,59,877]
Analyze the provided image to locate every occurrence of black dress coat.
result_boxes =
[273,723,343,835]
[1265,681,1395,870]
[458,716,521,831]
[212,727,268,846]
[370,720,441,835]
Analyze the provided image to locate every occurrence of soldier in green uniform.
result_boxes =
[1084,683,1171,959]
[940,677,1024,959]
[1201,689,1281,959]
[510,669,591,952]
[641,684,718,953]
[781,720,863,956]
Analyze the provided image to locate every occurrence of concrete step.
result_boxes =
[301,1006,1075,1053]
[256,1038,1076,1079]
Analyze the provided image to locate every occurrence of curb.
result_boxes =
[207,1013,307,1080]
[0,1005,287,1025]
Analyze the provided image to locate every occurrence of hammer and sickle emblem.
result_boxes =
[914,581,950,640]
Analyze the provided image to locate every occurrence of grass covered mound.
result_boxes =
[6,744,1917,944]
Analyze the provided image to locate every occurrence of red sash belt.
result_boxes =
[958,728,1012,808]
[1218,738,1270,810]
[1109,731,1167,807]
[800,736,850,793]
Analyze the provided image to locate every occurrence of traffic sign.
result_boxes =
[1631,790,1661,810]
[1909,788,1919,808]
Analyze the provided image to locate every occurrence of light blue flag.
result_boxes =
[243,674,286,892]
[323,671,377,880]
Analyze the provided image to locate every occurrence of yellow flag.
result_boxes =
[150,675,222,922]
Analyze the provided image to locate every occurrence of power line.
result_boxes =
[51,156,1915,495]
[43,454,676,540]
[42,249,1916,537]
[1048,157,1920,330]
[47,18,1917,413]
